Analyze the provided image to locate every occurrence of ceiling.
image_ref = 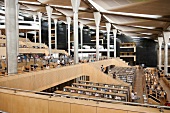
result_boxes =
[1,0,170,40]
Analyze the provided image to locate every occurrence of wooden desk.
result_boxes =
[64,86,127,101]
[78,81,130,89]
[72,83,129,92]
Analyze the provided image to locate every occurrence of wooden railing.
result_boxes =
[0,86,170,113]
[0,59,129,91]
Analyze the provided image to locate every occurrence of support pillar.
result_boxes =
[33,15,37,43]
[71,0,81,64]
[38,12,42,48]
[80,23,83,59]
[54,19,58,49]
[66,17,71,56]
[46,6,53,55]
[16,3,19,56]
[93,12,101,61]
[5,0,18,74]
[80,23,83,49]
[106,23,111,59]
[163,32,170,75]
[113,29,117,58]
[158,37,163,70]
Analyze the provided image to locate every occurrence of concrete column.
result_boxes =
[5,0,18,74]
[163,32,170,75]
[80,23,83,49]
[16,3,20,56]
[46,6,53,55]
[106,23,111,59]
[33,15,37,43]
[54,19,58,49]
[158,37,163,70]
[38,12,42,49]
[93,12,101,61]
[71,0,81,64]
[113,29,117,58]
[66,17,71,56]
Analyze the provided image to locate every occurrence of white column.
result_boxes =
[93,12,101,61]
[33,15,37,43]
[54,19,58,49]
[106,23,111,59]
[163,32,170,75]
[71,0,81,64]
[80,23,84,49]
[158,37,163,70]
[46,6,53,55]
[16,3,20,56]
[5,0,18,74]
[113,29,117,58]
[66,17,71,56]
[38,12,42,49]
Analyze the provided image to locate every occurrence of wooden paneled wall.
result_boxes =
[0,89,168,113]
[0,59,129,91]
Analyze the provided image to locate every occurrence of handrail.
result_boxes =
[0,86,170,110]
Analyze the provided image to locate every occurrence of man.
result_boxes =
[101,65,104,72]
[113,72,116,79]
[131,90,135,102]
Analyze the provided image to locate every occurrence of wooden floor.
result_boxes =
[133,68,144,103]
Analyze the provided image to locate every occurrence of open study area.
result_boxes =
[1,0,170,113]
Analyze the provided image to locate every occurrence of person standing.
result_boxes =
[113,72,116,79]
[101,65,104,72]
[131,90,135,102]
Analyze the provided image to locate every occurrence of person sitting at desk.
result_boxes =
[115,96,121,100]
[30,64,38,71]
[95,93,99,97]
[24,65,30,72]
[93,87,97,90]
[109,95,112,99]
[46,64,50,69]
[85,91,89,95]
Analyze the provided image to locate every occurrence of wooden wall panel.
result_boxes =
[49,101,70,113]
[128,111,141,113]
[12,95,30,113]
[97,107,128,113]
[0,90,168,113]
[29,97,49,113]
[0,93,12,113]
[71,104,96,113]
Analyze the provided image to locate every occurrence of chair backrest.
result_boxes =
[1,61,6,69]
[21,66,25,71]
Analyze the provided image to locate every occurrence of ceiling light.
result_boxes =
[134,26,156,29]
[105,11,162,19]
[131,36,141,39]
[141,33,153,35]
[19,1,41,5]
